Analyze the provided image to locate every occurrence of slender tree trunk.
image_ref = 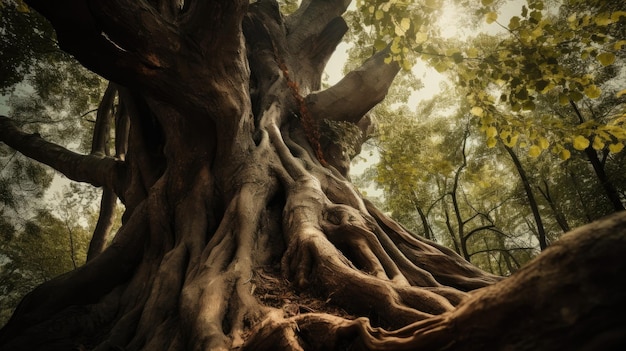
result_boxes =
[568,169,594,222]
[411,190,433,241]
[583,146,625,211]
[570,100,625,212]
[503,144,548,250]
[537,179,570,233]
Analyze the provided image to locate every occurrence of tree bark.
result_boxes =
[503,144,548,250]
[570,100,625,212]
[0,1,624,350]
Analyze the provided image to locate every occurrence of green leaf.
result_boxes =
[374,39,387,51]
[597,52,616,66]
[508,16,521,30]
[584,85,601,99]
[535,80,549,92]
[485,12,498,24]
[522,100,536,111]
[569,91,584,101]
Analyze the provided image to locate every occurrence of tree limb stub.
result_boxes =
[287,0,351,50]
[0,115,125,192]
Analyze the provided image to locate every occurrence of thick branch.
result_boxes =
[306,48,400,124]
[286,0,351,52]
[180,0,248,51]
[24,0,168,88]
[0,115,124,191]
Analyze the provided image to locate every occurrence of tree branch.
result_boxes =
[24,0,172,88]
[286,0,351,46]
[179,0,248,52]
[305,48,400,124]
[0,115,125,192]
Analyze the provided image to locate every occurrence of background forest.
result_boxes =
[1,0,625,326]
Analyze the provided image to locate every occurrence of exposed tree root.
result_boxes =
[245,210,626,350]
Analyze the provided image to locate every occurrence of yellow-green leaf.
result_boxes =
[503,133,519,147]
[486,126,498,138]
[485,12,498,24]
[595,14,613,26]
[559,149,571,160]
[374,39,387,51]
[434,61,448,73]
[522,100,536,111]
[395,18,411,36]
[538,137,549,150]
[390,39,401,54]
[597,52,616,66]
[617,90,626,98]
[466,47,479,58]
[609,143,624,153]
[584,85,602,99]
[611,11,626,22]
[470,106,484,117]
[401,59,412,71]
[529,145,542,157]
[486,137,497,148]
[573,135,590,150]
[415,31,428,44]
[592,136,605,150]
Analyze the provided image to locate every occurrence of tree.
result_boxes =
[0,199,91,325]
[0,1,625,351]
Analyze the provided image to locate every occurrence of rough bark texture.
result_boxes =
[0,1,625,350]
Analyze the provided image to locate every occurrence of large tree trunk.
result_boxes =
[0,1,625,350]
